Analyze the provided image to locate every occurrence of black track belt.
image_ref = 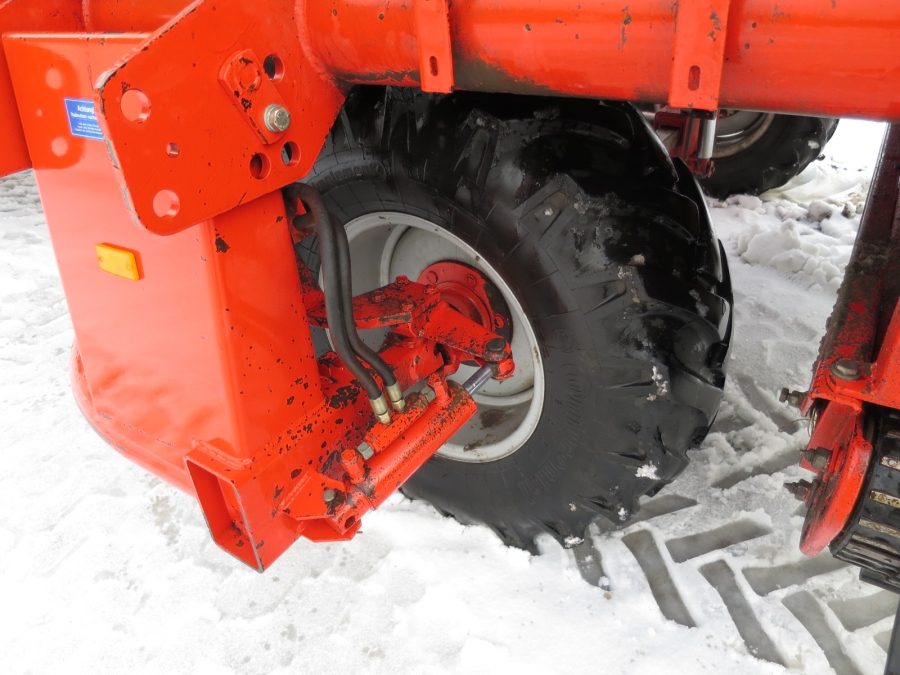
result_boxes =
[831,415,900,594]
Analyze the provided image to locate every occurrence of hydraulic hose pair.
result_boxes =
[288,184,404,424]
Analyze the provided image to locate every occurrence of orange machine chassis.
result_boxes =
[1,0,899,571]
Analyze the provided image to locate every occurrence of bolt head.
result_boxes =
[323,488,336,503]
[264,104,292,133]
[831,359,861,380]
[424,284,438,295]
[395,275,409,287]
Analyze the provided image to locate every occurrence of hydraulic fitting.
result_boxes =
[369,394,392,425]
[386,381,406,412]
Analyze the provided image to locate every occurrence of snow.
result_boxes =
[0,120,890,674]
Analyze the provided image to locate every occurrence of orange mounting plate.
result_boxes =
[668,0,731,110]
[95,0,345,235]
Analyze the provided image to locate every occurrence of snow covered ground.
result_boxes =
[0,120,890,675]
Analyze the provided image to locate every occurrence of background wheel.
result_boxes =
[700,111,838,199]
[297,87,734,550]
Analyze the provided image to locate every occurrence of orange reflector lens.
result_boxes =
[95,243,141,280]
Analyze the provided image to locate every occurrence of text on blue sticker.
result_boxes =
[64,98,104,141]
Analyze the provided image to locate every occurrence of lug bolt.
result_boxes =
[466,274,477,287]
[264,104,292,133]
[831,359,861,381]
[426,271,439,284]
[323,488,337,503]
[493,314,506,329]
[784,480,813,502]
[424,284,438,295]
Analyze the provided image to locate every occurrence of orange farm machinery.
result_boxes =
[2,0,900,669]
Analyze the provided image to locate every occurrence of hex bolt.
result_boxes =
[395,275,409,287]
[427,373,450,404]
[424,284,439,295]
[264,104,292,133]
[779,388,806,408]
[831,359,861,380]
[323,488,337,503]
[372,291,385,302]
[784,480,813,502]
[340,448,366,484]
[804,447,832,471]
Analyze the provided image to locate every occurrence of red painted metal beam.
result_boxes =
[305,0,900,120]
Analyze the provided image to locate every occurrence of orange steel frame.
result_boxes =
[0,0,898,570]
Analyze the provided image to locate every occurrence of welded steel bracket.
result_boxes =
[95,0,345,235]
[668,0,731,110]
[413,0,454,93]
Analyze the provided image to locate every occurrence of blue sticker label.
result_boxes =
[64,98,104,141]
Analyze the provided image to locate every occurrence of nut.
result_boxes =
[263,104,292,133]
[357,441,374,460]
[784,480,813,502]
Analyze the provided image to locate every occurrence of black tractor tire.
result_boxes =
[700,113,838,199]
[298,87,733,551]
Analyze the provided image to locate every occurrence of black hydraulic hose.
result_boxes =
[332,215,399,389]
[288,184,382,401]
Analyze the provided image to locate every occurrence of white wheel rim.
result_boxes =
[344,212,545,463]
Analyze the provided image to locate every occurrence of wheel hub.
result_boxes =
[417,261,513,345]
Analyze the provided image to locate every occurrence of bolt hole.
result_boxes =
[166,142,180,158]
[121,89,151,123]
[344,516,356,529]
[281,141,300,167]
[153,190,180,219]
[429,56,439,77]
[249,152,271,180]
[263,54,284,82]
[688,65,701,91]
